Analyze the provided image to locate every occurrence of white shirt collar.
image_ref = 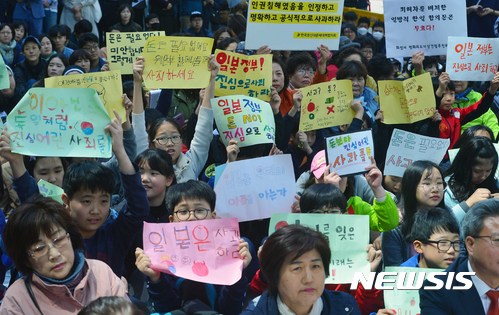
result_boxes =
[468,260,499,314]
[277,294,323,315]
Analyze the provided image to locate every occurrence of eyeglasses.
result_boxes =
[0,31,11,35]
[27,233,70,259]
[418,182,444,191]
[154,135,182,145]
[174,208,210,221]
[311,208,343,214]
[296,67,315,76]
[424,239,460,252]
[473,235,499,247]
[83,44,99,51]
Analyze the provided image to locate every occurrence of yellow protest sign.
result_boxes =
[7,88,112,158]
[299,80,354,132]
[246,0,344,50]
[143,36,213,89]
[45,70,125,121]
[379,73,435,124]
[107,31,165,75]
[214,49,272,101]
[211,95,275,147]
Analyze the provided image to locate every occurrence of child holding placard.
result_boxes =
[433,71,499,150]
[146,56,218,183]
[135,180,253,314]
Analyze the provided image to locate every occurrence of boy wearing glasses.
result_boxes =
[401,207,460,269]
[135,180,254,314]
[78,33,106,72]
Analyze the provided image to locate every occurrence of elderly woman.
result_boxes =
[243,224,360,315]
[0,197,127,315]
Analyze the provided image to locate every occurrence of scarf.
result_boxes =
[0,40,16,65]
[35,250,86,294]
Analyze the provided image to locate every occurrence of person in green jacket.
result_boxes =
[309,150,399,232]
[453,80,499,138]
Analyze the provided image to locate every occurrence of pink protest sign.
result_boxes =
[143,218,243,285]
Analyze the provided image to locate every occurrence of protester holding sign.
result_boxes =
[336,60,379,124]
[444,137,499,224]
[148,56,218,183]
[305,150,398,233]
[135,180,253,314]
[452,78,499,139]
[277,46,331,117]
[434,71,499,150]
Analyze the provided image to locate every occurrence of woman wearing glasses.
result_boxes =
[0,196,127,315]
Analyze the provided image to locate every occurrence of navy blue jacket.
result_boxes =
[242,289,361,315]
[148,270,250,314]
[420,256,485,315]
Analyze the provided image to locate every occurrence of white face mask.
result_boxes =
[373,31,384,41]
[357,27,368,36]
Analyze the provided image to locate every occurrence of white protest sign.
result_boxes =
[446,36,499,81]
[270,213,370,284]
[384,129,450,177]
[245,0,344,50]
[214,154,296,222]
[384,0,467,57]
[325,130,374,176]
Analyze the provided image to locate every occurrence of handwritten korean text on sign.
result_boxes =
[325,130,373,176]
[212,95,275,147]
[246,0,344,50]
[379,72,435,124]
[384,129,450,177]
[446,36,499,81]
[215,155,296,222]
[38,179,64,204]
[299,80,354,132]
[143,36,213,89]
[107,31,165,75]
[214,49,272,101]
[384,0,467,57]
[384,267,442,314]
[45,70,125,122]
[143,218,243,285]
[7,88,112,158]
[270,213,370,284]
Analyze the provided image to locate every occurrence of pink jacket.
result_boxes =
[0,259,127,315]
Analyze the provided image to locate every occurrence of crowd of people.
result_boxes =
[0,0,498,314]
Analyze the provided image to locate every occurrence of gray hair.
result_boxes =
[462,199,499,239]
